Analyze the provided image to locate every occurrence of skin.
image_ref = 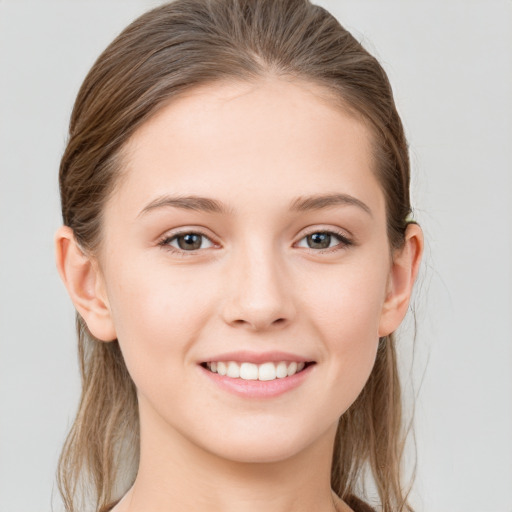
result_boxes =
[56,77,423,512]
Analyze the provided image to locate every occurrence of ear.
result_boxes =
[378,223,423,337]
[55,226,117,342]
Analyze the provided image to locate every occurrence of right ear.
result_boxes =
[54,226,117,342]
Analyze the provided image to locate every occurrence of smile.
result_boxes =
[204,361,310,381]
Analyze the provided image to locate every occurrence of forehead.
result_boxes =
[128,77,367,151]
[114,77,384,218]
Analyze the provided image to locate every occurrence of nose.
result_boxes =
[221,242,296,332]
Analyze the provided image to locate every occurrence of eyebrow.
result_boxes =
[139,195,232,216]
[289,193,372,216]
[138,193,372,217]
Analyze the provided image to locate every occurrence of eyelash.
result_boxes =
[157,229,353,256]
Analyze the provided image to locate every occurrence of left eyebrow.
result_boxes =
[289,193,373,217]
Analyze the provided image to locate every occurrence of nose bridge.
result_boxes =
[222,235,294,330]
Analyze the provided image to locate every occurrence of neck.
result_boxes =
[118,398,342,512]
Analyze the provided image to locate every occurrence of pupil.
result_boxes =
[308,233,330,249]
[178,234,202,250]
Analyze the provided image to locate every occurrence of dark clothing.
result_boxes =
[346,494,377,512]
[102,494,377,512]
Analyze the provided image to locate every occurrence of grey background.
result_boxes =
[1,1,511,511]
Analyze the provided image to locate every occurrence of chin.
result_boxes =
[193,419,334,465]
[208,439,307,464]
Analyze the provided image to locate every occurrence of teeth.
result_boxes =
[217,361,227,376]
[287,362,297,375]
[240,362,258,380]
[227,361,240,378]
[276,361,288,378]
[258,362,276,381]
[206,361,308,381]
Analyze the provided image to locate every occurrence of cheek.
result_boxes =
[307,258,388,335]
[104,259,216,377]
[301,258,388,388]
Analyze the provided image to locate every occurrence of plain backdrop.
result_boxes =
[0,1,511,511]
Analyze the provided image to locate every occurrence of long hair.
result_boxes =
[58,1,417,510]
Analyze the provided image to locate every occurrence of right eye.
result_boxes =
[159,231,215,253]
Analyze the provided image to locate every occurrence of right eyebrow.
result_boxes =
[138,195,232,217]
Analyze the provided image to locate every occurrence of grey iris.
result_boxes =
[307,233,331,249]
[178,233,203,250]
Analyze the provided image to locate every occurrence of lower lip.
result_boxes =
[199,364,314,398]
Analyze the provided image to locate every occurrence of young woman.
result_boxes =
[54,1,423,511]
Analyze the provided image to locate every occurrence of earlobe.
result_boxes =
[378,223,423,337]
[54,226,117,342]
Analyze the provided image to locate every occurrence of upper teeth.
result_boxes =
[207,361,306,381]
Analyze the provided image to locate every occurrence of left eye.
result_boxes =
[163,232,215,251]
[296,231,349,250]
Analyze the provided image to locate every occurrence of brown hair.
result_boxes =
[58,1,416,511]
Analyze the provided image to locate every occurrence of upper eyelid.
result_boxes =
[159,227,217,241]
[296,226,352,241]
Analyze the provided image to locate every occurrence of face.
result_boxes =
[95,78,395,463]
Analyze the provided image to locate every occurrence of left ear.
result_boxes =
[378,223,424,337]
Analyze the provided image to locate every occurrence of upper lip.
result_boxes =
[200,351,314,364]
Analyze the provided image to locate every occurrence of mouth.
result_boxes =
[200,360,315,382]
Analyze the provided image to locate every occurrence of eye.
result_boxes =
[296,230,352,251]
[159,231,215,252]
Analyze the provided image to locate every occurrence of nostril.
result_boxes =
[229,316,288,330]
